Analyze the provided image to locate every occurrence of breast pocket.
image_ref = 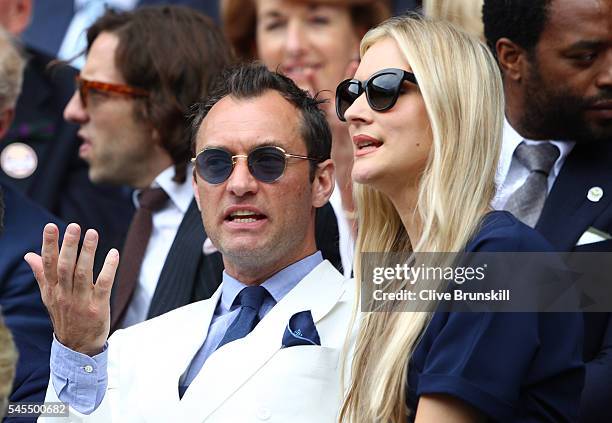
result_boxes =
[243,346,343,422]
[272,345,340,377]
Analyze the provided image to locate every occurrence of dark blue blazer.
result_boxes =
[535,141,612,423]
[5,334,51,422]
[0,183,64,413]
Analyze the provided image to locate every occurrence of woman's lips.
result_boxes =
[353,134,383,157]
[280,64,322,84]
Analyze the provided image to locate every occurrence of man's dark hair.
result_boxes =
[86,6,233,183]
[483,0,552,59]
[189,63,332,181]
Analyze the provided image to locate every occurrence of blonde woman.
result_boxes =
[336,15,584,422]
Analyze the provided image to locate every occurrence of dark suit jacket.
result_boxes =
[315,202,342,273]
[535,141,612,423]
[5,334,50,422]
[0,183,65,415]
[0,47,134,272]
[111,199,223,330]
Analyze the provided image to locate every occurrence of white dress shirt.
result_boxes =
[329,182,355,278]
[120,165,194,328]
[492,118,575,210]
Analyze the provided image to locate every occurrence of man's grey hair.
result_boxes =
[0,27,24,111]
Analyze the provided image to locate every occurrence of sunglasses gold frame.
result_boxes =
[192,145,320,184]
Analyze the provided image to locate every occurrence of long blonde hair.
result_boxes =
[340,14,504,422]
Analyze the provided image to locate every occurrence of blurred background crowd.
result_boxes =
[0,0,610,421]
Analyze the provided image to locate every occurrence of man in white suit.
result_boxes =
[25,64,354,422]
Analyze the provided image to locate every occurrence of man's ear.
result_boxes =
[496,37,527,82]
[0,108,15,139]
[192,168,202,211]
[311,159,334,208]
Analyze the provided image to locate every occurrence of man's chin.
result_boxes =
[88,168,120,186]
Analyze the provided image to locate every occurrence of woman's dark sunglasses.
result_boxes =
[335,68,418,122]
[192,145,320,184]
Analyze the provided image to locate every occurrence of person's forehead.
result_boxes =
[355,38,412,80]
[197,91,304,152]
[540,0,611,47]
[256,0,346,15]
[81,32,126,84]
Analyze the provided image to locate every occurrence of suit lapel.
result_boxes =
[179,260,345,422]
[537,142,612,250]
[147,199,206,318]
[136,287,222,423]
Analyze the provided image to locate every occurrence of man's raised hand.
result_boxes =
[24,223,119,356]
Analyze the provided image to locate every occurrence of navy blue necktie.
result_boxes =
[216,286,270,350]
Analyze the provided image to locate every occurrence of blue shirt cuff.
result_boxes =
[50,336,109,414]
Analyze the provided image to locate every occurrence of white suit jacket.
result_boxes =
[41,260,355,423]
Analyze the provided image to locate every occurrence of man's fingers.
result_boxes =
[73,229,99,296]
[24,252,45,290]
[94,249,119,301]
[40,223,60,286]
[57,223,81,290]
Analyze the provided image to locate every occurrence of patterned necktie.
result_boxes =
[504,142,560,227]
[216,286,270,350]
[111,187,169,330]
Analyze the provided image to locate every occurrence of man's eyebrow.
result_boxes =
[566,40,606,50]
[257,140,288,149]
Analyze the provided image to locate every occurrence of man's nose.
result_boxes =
[226,157,258,197]
[594,50,612,90]
[63,90,88,124]
[285,20,308,57]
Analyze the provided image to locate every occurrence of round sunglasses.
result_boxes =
[192,145,321,184]
[335,68,418,122]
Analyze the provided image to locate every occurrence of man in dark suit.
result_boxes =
[483,1,612,421]
[60,7,233,332]
[0,0,134,272]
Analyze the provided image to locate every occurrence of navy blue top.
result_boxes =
[406,211,584,422]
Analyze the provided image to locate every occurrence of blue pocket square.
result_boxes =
[282,310,321,348]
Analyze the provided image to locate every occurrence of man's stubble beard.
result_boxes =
[519,59,612,143]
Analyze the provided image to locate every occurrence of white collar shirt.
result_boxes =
[120,164,194,328]
[492,118,575,210]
